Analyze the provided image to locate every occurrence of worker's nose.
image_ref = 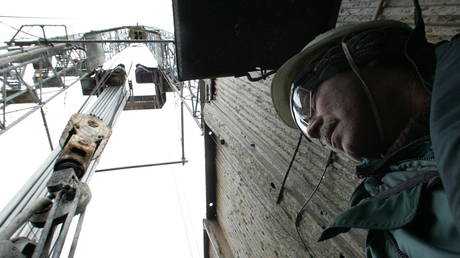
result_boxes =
[306,116,322,139]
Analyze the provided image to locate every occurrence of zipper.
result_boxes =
[394,156,435,167]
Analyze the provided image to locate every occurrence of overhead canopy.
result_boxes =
[172,0,342,80]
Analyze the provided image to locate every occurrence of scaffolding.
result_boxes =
[0,24,207,257]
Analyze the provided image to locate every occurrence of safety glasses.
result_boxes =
[291,85,314,137]
[289,41,385,145]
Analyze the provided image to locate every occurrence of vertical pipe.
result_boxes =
[32,193,61,258]
[180,86,185,165]
[40,107,54,150]
[68,211,86,258]
[194,82,200,119]
[51,190,81,258]
[40,25,47,40]
[4,165,53,230]
[39,54,44,101]
[1,76,127,257]
[2,72,6,128]
[0,147,60,227]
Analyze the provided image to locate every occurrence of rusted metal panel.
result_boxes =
[204,219,234,258]
[204,76,365,257]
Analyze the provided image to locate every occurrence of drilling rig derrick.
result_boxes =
[0,24,206,257]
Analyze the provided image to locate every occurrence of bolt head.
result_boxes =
[88,120,99,128]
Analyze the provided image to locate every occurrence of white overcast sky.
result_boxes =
[0,0,174,42]
[0,1,206,257]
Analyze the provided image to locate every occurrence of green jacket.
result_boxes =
[318,137,460,257]
[318,35,460,257]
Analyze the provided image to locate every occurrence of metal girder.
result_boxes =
[73,25,206,131]
[5,24,206,131]
[0,23,94,135]
[0,46,87,135]
[11,39,174,45]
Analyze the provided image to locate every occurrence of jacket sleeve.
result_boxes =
[430,34,460,232]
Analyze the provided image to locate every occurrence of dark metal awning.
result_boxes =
[173,0,342,80]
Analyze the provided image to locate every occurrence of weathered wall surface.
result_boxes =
[205,76,364,257]
[338,0,460,42]
[203,0,460,257]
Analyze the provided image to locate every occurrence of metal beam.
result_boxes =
[0,72,89,136]
[203,219,234,258]
[0,44,66,67]
[82,25,161,36]
[180,87,186,164]
[0,63,82,109]
[40,107,54,151]
[159,69,202,130]
[0,56,42,74]
[68,210,86,258]
[2,73,5,127]
[10,39,174,46]
[95,160,188,173]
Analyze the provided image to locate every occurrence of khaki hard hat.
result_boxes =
[270,20,412,128]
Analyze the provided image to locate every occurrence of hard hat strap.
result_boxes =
[341,41,385,147]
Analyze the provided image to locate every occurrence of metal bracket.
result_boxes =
[56,113,111,178]
[0,238,35,258]
[31,180,91,228]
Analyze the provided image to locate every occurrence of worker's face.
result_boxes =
[305,70,382,161]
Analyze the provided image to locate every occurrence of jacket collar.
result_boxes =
[356,136,432,178]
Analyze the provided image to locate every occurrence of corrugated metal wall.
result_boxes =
[203,0,460,257]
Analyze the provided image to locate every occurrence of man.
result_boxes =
[270,5,460,258]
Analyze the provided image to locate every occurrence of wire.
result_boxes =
[0,21,42,39]
[341,41,385,146]
[0,105,35,115]
[295,150,333,252]
[246,70,276,82]
[276,133,303,204]
[0,15,67,19]
[177,168,202,257]
[171,168,196,258]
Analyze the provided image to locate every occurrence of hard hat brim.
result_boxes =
[270,20,411,128]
